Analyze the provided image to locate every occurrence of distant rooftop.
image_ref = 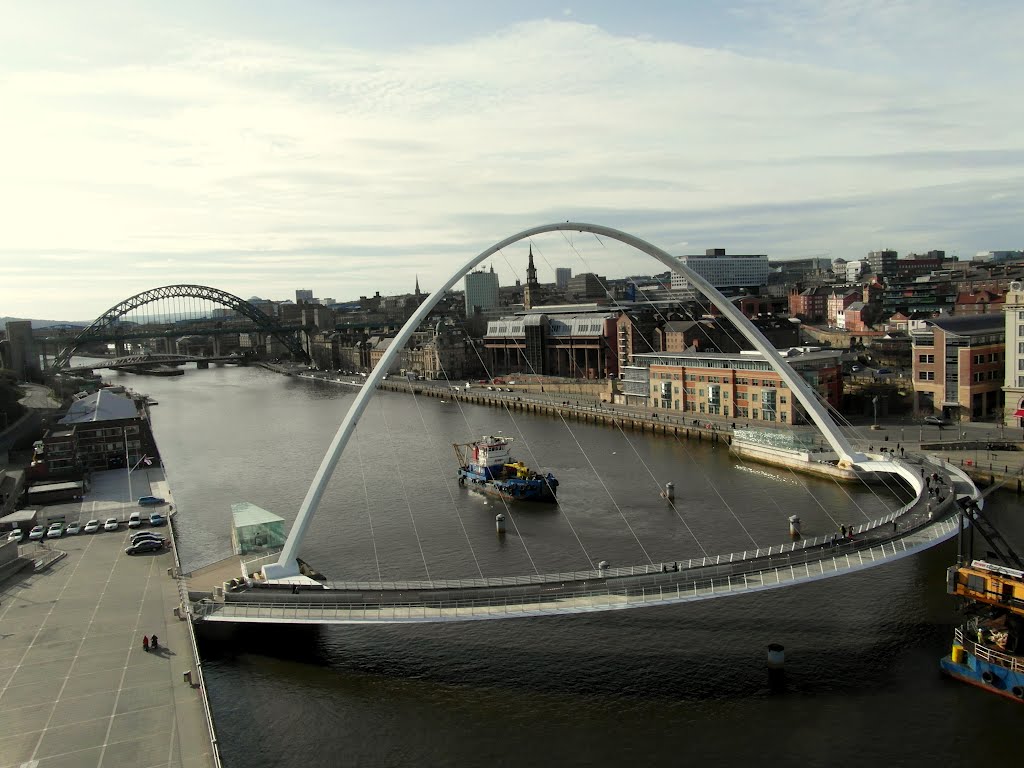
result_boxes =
[922,314,1005,335]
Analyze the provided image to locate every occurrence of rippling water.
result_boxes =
[104,364,1022,767]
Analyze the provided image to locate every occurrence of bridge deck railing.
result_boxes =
[194,516,960,622]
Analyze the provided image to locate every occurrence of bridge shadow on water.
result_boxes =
[194,592,946,704]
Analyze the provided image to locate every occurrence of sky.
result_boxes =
[1,0,1022,320]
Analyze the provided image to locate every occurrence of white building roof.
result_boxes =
[231,501,284,528]
[59,389,138,424]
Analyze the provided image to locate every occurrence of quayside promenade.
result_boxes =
[0,470,218,768]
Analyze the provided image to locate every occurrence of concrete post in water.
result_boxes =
[788,515,801,540]
[495,513,506,536]
[767,643,786,690]
[662,482,675,501]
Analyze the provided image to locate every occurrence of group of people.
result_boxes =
[142,634,160,652]
[925,472,946,502]
[868,443,906,458]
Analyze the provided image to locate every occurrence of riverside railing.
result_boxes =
[194,517,960,623]
[168,517,224,768]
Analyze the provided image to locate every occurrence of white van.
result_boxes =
[128,512,142,528]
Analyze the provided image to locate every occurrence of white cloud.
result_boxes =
[1,7,1022,319]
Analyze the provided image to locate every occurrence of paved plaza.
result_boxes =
[0,518,216,767]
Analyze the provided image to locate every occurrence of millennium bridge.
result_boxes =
[167,222,980,624]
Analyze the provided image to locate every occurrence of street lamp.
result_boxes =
[872,395,879,430]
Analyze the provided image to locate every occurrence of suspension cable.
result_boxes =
[377,392,432,580]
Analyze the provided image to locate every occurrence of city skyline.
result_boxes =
[2,0,1022,319]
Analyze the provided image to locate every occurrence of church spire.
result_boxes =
[415,274,421,296]
[526,244,538,287]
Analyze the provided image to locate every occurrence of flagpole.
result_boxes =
[125,430,132,504]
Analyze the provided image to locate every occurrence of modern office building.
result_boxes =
[295,289,313,303]
[464,267,500,317]
[670,249,769,297]
[867,249,898,277]
[566,273,608,300]
[555,267,572,290]
[3,320,41,382]
[911,314,1005,422]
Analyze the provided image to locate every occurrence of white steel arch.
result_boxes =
[262,222,866,580]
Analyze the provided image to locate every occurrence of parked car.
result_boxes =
[28,525,46,541]
[137,496,166,506]
[128,512,142,528]
[924,415,950,426]
[46,522,64,539]
[130,530,165,543]
[65,521,81,535]
[103,518,119,531]
[7,529,24,543]
[84,519,101,534]
[850,364,863,372]
[131,534,167,547]
[125,539,163,555]
[148,513,166,526]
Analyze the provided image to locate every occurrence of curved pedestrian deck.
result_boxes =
[192,456,972,626]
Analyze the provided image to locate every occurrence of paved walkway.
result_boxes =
[0,526,216,767]
[17,383,62,410]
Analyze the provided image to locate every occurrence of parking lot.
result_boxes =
[0,503,215,766]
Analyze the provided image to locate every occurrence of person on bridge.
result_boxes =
[143,635,149,652]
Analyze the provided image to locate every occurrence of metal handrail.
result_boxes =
[954,627,1024,673]
[197,520,958,621]
[169,517,223,768]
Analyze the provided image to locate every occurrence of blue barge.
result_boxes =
[941,560,1024,703]
[454,435,558,503]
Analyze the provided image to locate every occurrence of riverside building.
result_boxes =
[911,314,1005,422]
[621,348,843,423]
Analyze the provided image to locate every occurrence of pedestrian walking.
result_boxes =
[143,635,149,652]
[841,524,847,538]
[151,634,159,650]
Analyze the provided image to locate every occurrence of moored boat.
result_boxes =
[454,435,558,503]
[941,559,1024,702]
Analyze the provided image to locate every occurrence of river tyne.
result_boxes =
[111,364,1021,768]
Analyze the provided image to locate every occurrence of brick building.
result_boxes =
[911,315,1004,422]
[621,348,842,422]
